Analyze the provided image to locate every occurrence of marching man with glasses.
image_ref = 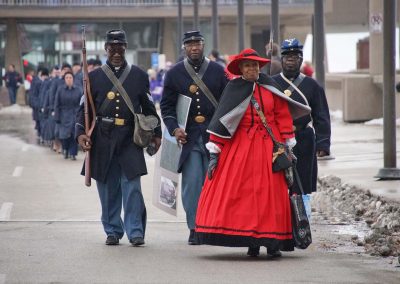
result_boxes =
[160,31,228,245]
[272,38,331,216]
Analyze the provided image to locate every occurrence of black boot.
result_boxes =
[247,246,260,257]
[188,229,198,245]
[267,248,282,258]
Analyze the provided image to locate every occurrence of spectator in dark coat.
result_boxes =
[3,64,23,105]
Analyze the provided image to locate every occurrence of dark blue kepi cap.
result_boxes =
[182,30,204,44]
[281,38,303,54]
[106,29,127,44]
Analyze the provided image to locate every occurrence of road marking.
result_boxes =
[0,202,13,221]
[12,166,23,177]
[0,274,6,284]
[0,219,185,223]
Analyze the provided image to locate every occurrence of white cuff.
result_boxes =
[286,137,297,148]
[206,142,221,153]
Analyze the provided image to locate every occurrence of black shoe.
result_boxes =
[247,246,260,257]
[188,229,198,245]
[130,237,145,246]
[64,150,69,159]
[70,155,76,161]
[267,248,282,258]
[105,235,119,245]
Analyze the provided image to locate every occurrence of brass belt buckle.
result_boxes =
[114,118,125,126]
[194,115,205,123]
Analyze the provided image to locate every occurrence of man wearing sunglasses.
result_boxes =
[273,38,331,217]
[160,31,228,245]
[76,29,162,247]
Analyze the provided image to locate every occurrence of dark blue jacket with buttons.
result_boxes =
[160,59,228,172]
[75,61,162,183]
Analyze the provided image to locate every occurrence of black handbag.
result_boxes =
[272,143,293,172]
[250,96,293,172]
[290,164,312,249]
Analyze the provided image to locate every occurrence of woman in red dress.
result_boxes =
[195,48,310,257]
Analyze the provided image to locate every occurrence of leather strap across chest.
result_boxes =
[183,58,218,108]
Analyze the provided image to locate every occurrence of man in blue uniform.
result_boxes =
[272,38,331,212]
[76,29,162,246]
[160,31,228,244]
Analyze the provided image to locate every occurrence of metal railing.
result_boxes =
[0,0,312,7]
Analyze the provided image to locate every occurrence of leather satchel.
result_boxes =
[133,113,158,148]
[101,65,158,148]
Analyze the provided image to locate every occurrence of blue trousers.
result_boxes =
[96,157,146,240]
[8,87,17,105]
[181,137,209,229]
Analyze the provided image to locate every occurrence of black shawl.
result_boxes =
[207,73,311,138]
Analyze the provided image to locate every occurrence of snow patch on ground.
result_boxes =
[364,118,400,126]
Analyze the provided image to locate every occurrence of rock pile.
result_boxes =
[313,175,400,257]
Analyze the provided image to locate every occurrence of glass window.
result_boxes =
[122,21,159,49]
[18,23,59,70]
[17,21,161,72]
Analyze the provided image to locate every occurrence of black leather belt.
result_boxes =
[96,116,131,126]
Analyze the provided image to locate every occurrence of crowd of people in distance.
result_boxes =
[26,59,100,161]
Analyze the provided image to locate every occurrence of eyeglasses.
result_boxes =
[106,45,126,54]
[184,42,203,48]
[282,53,303,60]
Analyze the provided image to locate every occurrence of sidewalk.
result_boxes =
[318,114,400,202]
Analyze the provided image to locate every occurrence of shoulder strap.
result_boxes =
[280,72,314,128]
[292,162,305,195]
[280,72,309,106]
[101,64,136,115]
[98,64,131,114]
[183,58,218,108]
[250,95,282,147]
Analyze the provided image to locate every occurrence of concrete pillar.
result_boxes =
[5,18,26,105]
[212,0,219,50]
[238,0,245,52]
[369,0,384,76]
[5,19,22,75]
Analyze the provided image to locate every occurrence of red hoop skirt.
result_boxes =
[195,85,295,251]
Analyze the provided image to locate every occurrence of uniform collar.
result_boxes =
[106,60,127,77]
[187,56,205,72]
[282,71,300,81]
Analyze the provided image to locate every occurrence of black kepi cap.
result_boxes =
[106,29,127,44]
[182,30,204,44]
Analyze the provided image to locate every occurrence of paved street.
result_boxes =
[0,106,399,283]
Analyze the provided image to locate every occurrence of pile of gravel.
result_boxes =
[313,175,400,257]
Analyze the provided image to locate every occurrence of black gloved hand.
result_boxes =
[207,153,219,180]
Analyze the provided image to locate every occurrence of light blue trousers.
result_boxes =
[181,137,209,229]
[96,157,145,240]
